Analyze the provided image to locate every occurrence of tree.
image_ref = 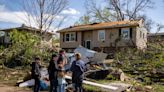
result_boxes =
[85,0,154,31]
[0,29,40,67]
[85,1,114,23]
[156,24,164,33]
[74,15,92,25]
[22,0,68,37]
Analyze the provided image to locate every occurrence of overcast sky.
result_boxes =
[0,0,164,33]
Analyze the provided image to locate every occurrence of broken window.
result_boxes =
[121,28,130,40]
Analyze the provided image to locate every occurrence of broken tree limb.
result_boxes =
[65,75,118,91]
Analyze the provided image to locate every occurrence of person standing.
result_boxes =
[58,49,67,66]
[48,54,58,92]
[70,53,86,92]
[31,57,41,92]
[57,57,67,92]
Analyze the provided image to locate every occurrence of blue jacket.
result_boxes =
[70,59,85,83]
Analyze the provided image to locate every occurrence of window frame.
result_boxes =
[98,30,105,41]
[0,31,5,37]
[143,33,145,39]
[140,31,142,38]
[65,32,76,42]
[121,28,130,40]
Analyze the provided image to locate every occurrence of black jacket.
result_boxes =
[48,60,58,80]
[31,62,41,79]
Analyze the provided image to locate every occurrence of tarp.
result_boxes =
[74,46,96,58]
[90,52,108,63]
[74,46,107,63]
[64,53,75,70]
[19,79,48,91]
[19,79,34,87]
[19,68,49,87]
[40,68,49,79]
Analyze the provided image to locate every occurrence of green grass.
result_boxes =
[152,84,164,92]
[83,84,104,92]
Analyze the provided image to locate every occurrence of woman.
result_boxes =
[70,53,86,92]
[48,54,58,92]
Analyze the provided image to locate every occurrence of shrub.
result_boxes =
[0,29,52,68]
[112,40,164,83]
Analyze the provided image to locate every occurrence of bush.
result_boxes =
[112,40,164,84]
[0,29,52,68]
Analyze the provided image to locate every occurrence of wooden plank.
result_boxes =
[65,75,118,91]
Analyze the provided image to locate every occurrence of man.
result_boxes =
[48,54,58,92]
[70,53,86,92]
[31,57,41,92]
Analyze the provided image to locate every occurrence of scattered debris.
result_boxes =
[107,82,132,92]
[74,46,107,64]
[19,79,34,87]
[85,69,110,79]
[18,46,156,92]
[65,75,118,91]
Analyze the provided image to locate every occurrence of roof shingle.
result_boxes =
[57,20,141,33]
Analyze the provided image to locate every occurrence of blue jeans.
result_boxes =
[74,83,83,92]
[57,84,65,92]
[34,78,40,92]
[50,79,58,92]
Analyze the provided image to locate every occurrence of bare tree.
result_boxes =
[138,14,154,32]
[85,1,114,23]
[74,15,92,25]
[22,0,68,36]
[156,24,164,33]
[85,0,154,31]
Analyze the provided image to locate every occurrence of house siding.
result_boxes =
[60,26,147,53]
[92,27,136,48]
[82,31,93,48]
[136,27,147,49]
[60,32,82,49]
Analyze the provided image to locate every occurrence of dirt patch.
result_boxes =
[0,84,30,92]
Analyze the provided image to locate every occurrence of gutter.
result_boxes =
[57,24,139,33]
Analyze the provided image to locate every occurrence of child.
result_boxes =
[57,57,67,92]
[31,57,41,92]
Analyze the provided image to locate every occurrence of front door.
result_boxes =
[85,40,91,49]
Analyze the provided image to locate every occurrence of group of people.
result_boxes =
[31,50,86,92]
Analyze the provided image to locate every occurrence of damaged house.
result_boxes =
[148,32,164,42]
[57,20,147,53]
[0,24,55,47]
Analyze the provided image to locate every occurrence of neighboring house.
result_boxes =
[0,24,55,47]
[148,33,164,42]
[57,20,147,53]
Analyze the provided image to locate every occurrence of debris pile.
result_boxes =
[18,46,148,92]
